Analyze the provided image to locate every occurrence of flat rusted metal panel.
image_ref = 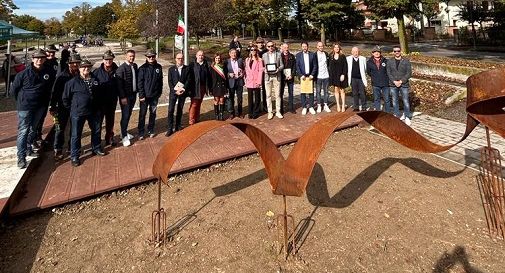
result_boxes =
[40,161,74,205]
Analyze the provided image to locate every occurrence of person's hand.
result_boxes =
[286,76,292,80]
[120,98,128,105]
[340,75,345,82]
[301,75,306,81]
[228,73,235,78]
[176,88,185,95]
[309,75,313,80]
[139,97,145,102]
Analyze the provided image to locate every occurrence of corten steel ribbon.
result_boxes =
[152,68,505,197]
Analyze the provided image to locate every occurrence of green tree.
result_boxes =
[88,3,115,36]
[12,14,36,30]
[457,1,490,47]
[44,18,64,37]
[363,0,436,53]
[305,0,349,44]
[109,0,150,49]
[0,0,17,20]
[26,18,45,35]
[61,2,92,35]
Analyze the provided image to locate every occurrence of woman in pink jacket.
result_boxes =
[244,45,264,119]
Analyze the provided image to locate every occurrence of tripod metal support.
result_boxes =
[477,127,505,239]
[151,179,167,245]
[276,195,296,259]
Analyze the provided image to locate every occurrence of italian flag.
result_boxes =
[177,15,185,35]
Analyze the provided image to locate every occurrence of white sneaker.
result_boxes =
[267,113,274,120]
[323,104,331,112]
[127,133,134,140]
[276,112,283,119]
[404,117,411,126]
[309,107,316,115]
[400,113,405,121]
[316,104,322,113]
[302,108,307,115]
[122,136,131,147]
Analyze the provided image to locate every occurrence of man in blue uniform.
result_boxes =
[137,49,163,139]
[10,49,55,168]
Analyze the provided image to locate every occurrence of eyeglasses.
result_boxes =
[267,45,274,48]
[147,56,156,59]
[250,49,257,51]
[393,50,401,53]
[176,57,183,60]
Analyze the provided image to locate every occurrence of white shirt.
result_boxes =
[268,52,276,64]
[317,51,329,79]
[303,52,309,75]
[231,59,239,74]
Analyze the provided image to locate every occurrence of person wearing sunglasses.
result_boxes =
[387,46,413,126]
[262,41,284,120]
[137,49,163,140]
[116,49,138,146]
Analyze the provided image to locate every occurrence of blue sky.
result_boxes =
[13,0,109,20]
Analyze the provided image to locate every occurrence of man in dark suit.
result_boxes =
[116,49,138,146]
[225,48,245,119]
[188,50,211,125]
[295,42,318,115]
[167,52,193,136]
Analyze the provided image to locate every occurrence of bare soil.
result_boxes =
[1,128,504,273]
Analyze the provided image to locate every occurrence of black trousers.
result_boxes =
[228,85,243,116]
[168,91,186,132]
[247,88,261,118]
[351,78,367,110]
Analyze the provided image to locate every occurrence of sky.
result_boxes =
[13,0,109,20]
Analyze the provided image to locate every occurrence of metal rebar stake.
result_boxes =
[151,179,167,245]
[478,127,505,239]
[276,195,296,259]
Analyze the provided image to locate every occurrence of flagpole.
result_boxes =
[184,0,188,65]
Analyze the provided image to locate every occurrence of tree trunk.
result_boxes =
[278,27,283,42]
[396,15,409,54]
[252,24,257,41]
[196,34,200,49]
[320,23,326,45]
[296,0,303,39]
[471,23,477,49]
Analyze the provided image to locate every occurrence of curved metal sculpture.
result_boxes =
[151,68,505,252]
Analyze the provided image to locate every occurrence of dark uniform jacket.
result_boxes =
[188,60,212,100]
[168,65,193,97]
[225,58,244,88]
[45,58,59,77]
[62,75,100,117]
[10,64,55,111]
[94,62,119,104]
[138,61,163,99]
[50,68,75,110]
[366,57,389,87]
[116,62,138,99]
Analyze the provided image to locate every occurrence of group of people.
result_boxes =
[10,38,413,169]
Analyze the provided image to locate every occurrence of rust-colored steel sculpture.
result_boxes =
[151,68,505,253]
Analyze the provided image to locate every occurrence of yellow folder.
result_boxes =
[300,78,313,94]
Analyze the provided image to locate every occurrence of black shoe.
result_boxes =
[27,150,39,158]
[92,150,106,156]
[353,108,360,112]
[54,150,63,160]
[165,131,173,137]
[17,159,27,169]
[71,158,80,167]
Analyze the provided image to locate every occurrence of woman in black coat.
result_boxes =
[328,43,348,112]
[209,53,228,120]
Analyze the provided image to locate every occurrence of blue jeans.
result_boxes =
[315,78,329,105]
[390,86,411,118]
[138,97,159,136]
[120,93,137,138]
[70,114,101,159]
[17,107,46,161]
[300,93,314,109]
[372,86,390,112]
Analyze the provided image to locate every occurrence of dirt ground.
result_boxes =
[1,127,504,273]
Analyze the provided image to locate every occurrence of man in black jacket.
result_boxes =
[49,53,82,160]
[167,52,193,136]
[116,49,138,146]
[137,49,163,139]
[10,49,55,168]
[366,45,390,112]
[62,60,104,167]
[94,50,119,146]
[188,50,211,125]
[280,43,296,114]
